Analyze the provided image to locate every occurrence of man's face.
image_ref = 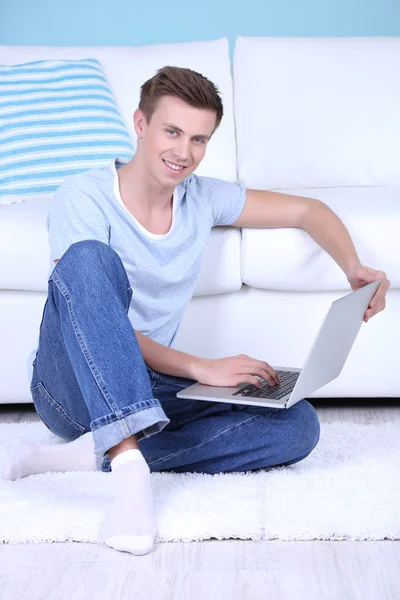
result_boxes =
[133,95,217,186]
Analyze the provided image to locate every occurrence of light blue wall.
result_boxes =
[1,0,399,58]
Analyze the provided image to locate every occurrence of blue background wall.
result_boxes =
[1,0,399,57]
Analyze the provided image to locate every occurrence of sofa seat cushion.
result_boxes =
[0,197,243,295]
[242,186,399,290]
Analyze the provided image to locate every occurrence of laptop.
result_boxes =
[176,280,380,409]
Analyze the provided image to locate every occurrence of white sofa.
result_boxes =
[1,36,399,405]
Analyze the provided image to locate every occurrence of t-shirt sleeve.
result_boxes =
[46,175,110,264]
[191,174,247,227]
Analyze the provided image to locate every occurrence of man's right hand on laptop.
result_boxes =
[191,354,280,389]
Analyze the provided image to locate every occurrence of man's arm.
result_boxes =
[134,331,199,379]
[230,190,390,320]
[230,189,363,272]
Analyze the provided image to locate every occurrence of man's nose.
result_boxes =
[173,140,191,161]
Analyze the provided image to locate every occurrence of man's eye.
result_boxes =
[166,129,204,144]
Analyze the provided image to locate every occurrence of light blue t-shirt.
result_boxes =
[27,158,246,383]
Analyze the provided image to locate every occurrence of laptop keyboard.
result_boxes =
[232,370,300,401]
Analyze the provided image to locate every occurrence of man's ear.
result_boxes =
[133,108,147,138]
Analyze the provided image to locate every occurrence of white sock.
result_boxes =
[99,448,157,556]
[2,431,97,480]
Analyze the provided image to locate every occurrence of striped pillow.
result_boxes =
[0,58,134,204]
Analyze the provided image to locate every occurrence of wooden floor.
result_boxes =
[1,400,399,600]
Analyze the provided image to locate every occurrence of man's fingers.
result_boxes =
[271,367,280,384]
[251,377,263,388]
[261,362,280,384]
[366,296,387,319]
[242,357,280,386]
[258,369,277,386]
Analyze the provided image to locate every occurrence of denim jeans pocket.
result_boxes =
[30,382,85,440]
[145,364,160,391]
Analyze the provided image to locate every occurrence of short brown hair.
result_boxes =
[138,66,223,135]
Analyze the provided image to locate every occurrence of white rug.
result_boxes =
[1,420,399,544]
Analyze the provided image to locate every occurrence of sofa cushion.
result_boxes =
[234,35,400,189]
[242,186,400,290]
[0,58,134,204]
[1,187,397,293]
[0,196,243,296]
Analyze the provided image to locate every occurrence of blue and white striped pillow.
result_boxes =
[0,58,134,204]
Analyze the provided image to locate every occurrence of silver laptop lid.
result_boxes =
[286,280,381,407]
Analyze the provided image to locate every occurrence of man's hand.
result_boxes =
[346,265,390,323]
[192,355,280,389]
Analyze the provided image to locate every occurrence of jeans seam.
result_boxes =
[31,382,85,433]
[51,270,124,417]
[147,414,262,467]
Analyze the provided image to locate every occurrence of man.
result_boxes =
[4,66,390,556]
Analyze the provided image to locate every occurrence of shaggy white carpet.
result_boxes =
[0,420,399,544]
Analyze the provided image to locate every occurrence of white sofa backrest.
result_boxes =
[233,35,400,190]
[0,38,238,182]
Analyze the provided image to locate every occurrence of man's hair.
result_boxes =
[138,66,223,134]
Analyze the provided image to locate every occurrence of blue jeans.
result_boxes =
[30,240,320,474]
